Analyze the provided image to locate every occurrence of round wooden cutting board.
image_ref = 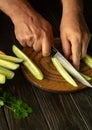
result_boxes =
[22,38,92,93]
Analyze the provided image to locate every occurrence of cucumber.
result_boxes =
[83,54,92,69]
[12,45,44,80]
[0,59,20,70]
[0,66,14,79]
[0,54,23,63]
[0,73,6,84]
[51,57,78,87]
[80,73,92,81]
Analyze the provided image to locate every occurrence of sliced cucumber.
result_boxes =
[0,59,19,70]
[12,45,44,80]
[83,54,92,69]
[0,54,23,63]
[80,73,92,81]
[0,66,14,79]
[0,73,6,84]
[51,57,78,87]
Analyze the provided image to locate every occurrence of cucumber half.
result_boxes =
[80,73,92,81]
[0,54,23,63]
[51,57,78,87]
[0,66,15,79]
[0,59,20,70]
[12,45,44,80]
[0,73,6,84]
[83,54,92,69]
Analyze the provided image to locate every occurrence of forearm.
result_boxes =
[0,0,34,22]
[61,0,83,14]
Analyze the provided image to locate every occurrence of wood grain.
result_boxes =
[22,38,92,93]
[3,69,89,130]
[0,109,9,130]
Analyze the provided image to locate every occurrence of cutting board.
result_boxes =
[22,38,92,93]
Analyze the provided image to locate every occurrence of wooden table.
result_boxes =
[0,1,92,129]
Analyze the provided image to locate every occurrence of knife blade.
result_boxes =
[51,47,92,87]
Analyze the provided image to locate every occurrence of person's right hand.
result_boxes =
[11,3,54,56]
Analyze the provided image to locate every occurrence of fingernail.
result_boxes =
[43,51,50,57]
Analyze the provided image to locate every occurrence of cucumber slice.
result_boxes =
[0,54,23,63]
[51,57,78,87]
[0,66,14,79]
[0,59,20,70]
[0,73,6,84]
[83,54,92,69]
[12,45,44,80]
[80,73,92,81]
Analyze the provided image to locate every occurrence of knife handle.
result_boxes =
[51,47,57,57]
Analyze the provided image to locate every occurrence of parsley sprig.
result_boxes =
[0,92,32,119]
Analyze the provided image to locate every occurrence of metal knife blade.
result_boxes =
[51,47,92,87]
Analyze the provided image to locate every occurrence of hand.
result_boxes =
[60,11,90,70]
[12,5,54,56]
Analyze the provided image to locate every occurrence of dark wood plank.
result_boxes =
[32,87,88,130]
[1,71,91,130]
[0,108,9,130]
[70,88,92,129]
[0,86,9,130]
[3,68,89,130]
[3,69,50,130]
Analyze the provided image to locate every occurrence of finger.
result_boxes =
[33,41,42,52]
[41,31,53,56]
[60,35,71,59]
[81,41,88,58]
[42,38,51,56]
[71,38,82,70]
[27,37,34,47]
[82,34,91,58]
[19,40,27,47]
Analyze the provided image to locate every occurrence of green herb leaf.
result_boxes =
[0,92,32,119]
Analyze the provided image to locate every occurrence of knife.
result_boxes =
[51,47,92,87]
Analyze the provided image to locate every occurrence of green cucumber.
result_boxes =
[0,73,6,84]
[12,45,44,80]
[0,54,23,63]
[0,59,19,70]
[83,54,92,69]
[0,66,14,79]
[80,73,92,81]
[51,57,78,87]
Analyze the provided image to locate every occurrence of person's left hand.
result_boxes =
[60,11,90,70]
